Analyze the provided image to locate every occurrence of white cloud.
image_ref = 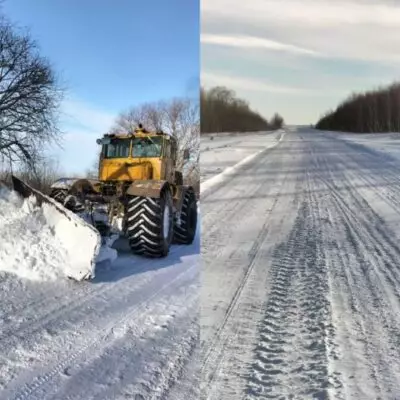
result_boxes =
[202,71,341,95]
[202,0,400,27]
[202,0,400,63]
[201,34,320,56]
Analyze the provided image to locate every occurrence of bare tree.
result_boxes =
[270,113,284,129]
[162,97,199,169]
[0,17,63,169]
[85,151,101,179]
[112,101,165,134]
[0,156,63,193]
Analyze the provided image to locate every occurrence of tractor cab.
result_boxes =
[96,126,178,183]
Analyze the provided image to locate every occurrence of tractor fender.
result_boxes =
[50,178,100,194]
[125,180,170,198]
[50,178,81,190]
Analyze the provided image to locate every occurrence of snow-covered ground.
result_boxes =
[0,189,200,399]
[200,130,284,184]
[5,125,400,399]
[331,131,400,163]
[201,126,400,399]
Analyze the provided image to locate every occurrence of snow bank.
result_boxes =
[201,150,265,194]
[0,186,101,281]
[201,130,286,195]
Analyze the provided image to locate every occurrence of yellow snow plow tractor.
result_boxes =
[48,125,198,257]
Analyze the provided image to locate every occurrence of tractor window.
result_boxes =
[132,137,162,158]
[104,139,131,158]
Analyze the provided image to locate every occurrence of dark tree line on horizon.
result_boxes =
[201,86,284,134]
[316,82,400,133]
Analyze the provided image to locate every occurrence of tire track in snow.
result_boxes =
[201,134,290,399]
[321,194,399,396]
[324,199,389,397]
[310,137,400,397]
[314,148,400,311]
[201,151,286,263]
[320,134,400,218]
[245,198,331,399]
[201,128,400,399]
[0,240,190,327]
[201,189,281,395]
[0,244,186,355]
[0,251,160,327]
[4,263,197,400]
[322,139,400,222]
[60,302,199,400]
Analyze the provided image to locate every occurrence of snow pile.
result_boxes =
[96,234,118,264]
[0,186,101,281]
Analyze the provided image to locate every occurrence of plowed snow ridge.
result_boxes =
[0,187,71,281]
[0,187,114,281]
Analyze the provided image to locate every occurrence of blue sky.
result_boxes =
[3,0,199,174]
[202,0,400,125]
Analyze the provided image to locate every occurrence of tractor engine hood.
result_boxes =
[102,159,154,181]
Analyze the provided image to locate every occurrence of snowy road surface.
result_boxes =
[0,231,199,398]
[201,126,400,399]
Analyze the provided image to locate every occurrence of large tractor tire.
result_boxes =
[126,188,174,257]
[174,189,197,244]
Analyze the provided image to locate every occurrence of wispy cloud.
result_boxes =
[201,34,320,56]
[202,0,400,27]
[61,98,116,134]
[202,71,336,95]
[202,0,400,63]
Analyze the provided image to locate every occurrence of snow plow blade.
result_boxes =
[11,175,101,281]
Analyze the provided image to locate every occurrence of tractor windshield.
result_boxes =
[132,137,162,158]
[103,139,130,158]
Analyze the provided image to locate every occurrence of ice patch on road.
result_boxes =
[0,186,101,281]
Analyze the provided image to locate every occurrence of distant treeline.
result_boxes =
[201,86,284,134]
[316,82,400,133]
